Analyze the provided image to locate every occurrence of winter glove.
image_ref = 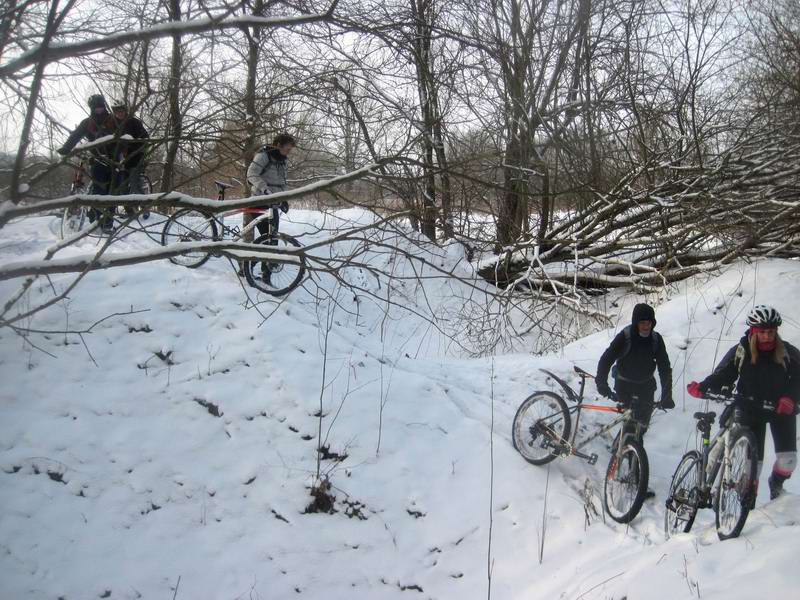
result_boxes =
[660,392,675,410]
[279,201,289,214]
[687,381,704,399]
[56,147,68,156]
[596,381,613,399]
[776,396,796,416]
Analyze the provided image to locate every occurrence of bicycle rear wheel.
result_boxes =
[511,391,571,466]
[603,439,649,524]
[243,232,306,296]
[664,450,702,538]
[715,429,758,540]
[161,208,218,268]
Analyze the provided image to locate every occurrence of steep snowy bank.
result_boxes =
[1,214,798,599]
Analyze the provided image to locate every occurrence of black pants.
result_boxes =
[616,384,656,442]
[740,410,797,461]
[88,162,114,226]
[242,212,272,241]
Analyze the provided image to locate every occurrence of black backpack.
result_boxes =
[621,324,661,356]
[611,325,662,381]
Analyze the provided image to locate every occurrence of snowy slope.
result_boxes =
[1,213,799,599]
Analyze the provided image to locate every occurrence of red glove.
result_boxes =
[687,381,704,399]
[776,396,796,416]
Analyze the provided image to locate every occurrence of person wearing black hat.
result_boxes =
[596,303,674,447]
[57,94,118,232]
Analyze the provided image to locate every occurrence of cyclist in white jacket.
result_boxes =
[245,133,296,237]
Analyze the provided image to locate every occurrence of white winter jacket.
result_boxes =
[246,146,288,195]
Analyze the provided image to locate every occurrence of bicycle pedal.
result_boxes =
[588,453,598,466]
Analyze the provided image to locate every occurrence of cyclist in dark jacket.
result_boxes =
[687,305,800,499]
[57,94,117,231]
[109,99,149,194]
[596,303,674,441]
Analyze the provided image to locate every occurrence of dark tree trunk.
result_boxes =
[160,0,183,193]
[412,0,437,241]
[241,0,264,242]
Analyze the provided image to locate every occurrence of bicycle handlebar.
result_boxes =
[700,391,777,412]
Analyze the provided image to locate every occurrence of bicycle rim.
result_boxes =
[511,391,571,466]
[604,441,648,524]
[664,451,701,538]
[715,430,757,540]
[244,232,306,296]
[162,209,217,268]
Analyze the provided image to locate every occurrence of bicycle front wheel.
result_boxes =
[161,208,218,268]
[243,232,306,296]
[603,439,649,524]
[511,391,571,466]
[60,205,90,239]
[664,450,702,538]
[714,428,758,540]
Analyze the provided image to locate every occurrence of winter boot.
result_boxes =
[768,473,788,500]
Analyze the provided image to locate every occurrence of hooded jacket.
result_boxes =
[247,146,289,195]
[596,303,672,396]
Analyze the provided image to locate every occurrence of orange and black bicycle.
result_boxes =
[512,365,652,523]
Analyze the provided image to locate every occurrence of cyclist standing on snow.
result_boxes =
[596,303,675,440]
[109,99,149,213]
[687,305,800,500]
[245,133,296,238]
[57,94,117,232]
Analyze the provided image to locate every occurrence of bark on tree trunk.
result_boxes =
[241,0,264,244]
[160,0,183,193]
[412,0,437,242]
[10,0,67,203]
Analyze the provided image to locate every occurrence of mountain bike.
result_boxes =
[59,158,153,239]
[160,180,306,296]
[512,365,653,524]
[664,392,774,540]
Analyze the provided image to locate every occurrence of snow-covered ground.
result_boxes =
[1,212,799,599]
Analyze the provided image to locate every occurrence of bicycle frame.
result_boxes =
[212,181,281,242]
[538,367,644,465]
[70,160,87,192]
[694,395,771,499]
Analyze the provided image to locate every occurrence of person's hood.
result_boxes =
[631,303,656,328]
[267,146,287,162]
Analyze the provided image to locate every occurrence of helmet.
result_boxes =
[88,94,107,110]
[110,99,127,111]
[746,305,782,328]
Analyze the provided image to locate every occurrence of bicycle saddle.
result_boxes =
[693,411,716,422]
[214,180,235,189]
[573,365,594,379]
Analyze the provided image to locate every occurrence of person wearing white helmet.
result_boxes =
[109,99,149,216]
[687,305,800,500]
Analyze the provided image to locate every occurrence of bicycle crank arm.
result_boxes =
[542,437,572,458]
[543,437,597,464]
[572,449,598,465]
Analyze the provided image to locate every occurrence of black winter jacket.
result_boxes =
[597,326,672,396]
[58,113,117,161]
[112,116,149,168]
[699,335,800,407]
